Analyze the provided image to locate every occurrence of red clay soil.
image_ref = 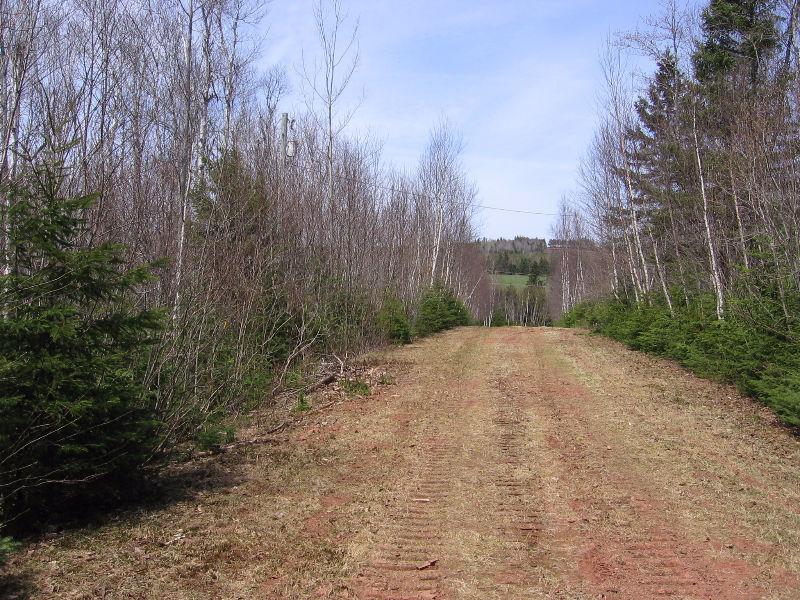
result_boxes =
[4,327,800,599]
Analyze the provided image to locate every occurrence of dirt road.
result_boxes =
[5,328,800,599]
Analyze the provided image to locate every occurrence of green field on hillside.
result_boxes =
[491,274,529,289]
[491,274,549,289]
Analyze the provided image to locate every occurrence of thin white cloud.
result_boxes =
[258,0,661,238]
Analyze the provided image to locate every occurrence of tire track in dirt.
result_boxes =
[353,328,554,599]
[485,377,543,590]
[352,330,487,600]
[354,425,454,600]
[441,330,559,599]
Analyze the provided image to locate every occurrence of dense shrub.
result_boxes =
[415,284,471,337]
[377,296,411,344]
[0,164,164,531]
[560,296,800,427]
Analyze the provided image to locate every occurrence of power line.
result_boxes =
[475,204,558,216]
[285,161,559,218]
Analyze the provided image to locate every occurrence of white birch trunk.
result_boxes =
[692,109,725,320]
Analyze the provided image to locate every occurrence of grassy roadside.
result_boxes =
[560,298,800,428]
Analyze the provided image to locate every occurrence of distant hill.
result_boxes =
[479,236,547,255]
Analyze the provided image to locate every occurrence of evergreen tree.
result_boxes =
[693,0,779,85]
[517,255,531,275]
[415,284,470,337]
[0,161,164,529]
[377,295,412,344]
[527,256,549,284]
[496,251,511,274]
[634,53,684,149]
[629,52,694,228]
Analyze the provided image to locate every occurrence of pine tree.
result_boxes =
[693,0,779,85]
[0,161,164,529]
[415,284,470,337]
[378,295,412,344]
[629,52,693,222]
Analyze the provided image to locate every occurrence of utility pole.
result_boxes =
[280,112,289,175]
[1,43,9,280]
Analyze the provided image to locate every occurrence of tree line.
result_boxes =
[487,284,549,328]
[555,0,800,427]
[0,0,490,536]
[487,250,549,279]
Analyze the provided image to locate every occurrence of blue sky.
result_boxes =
[258,0,663,239]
